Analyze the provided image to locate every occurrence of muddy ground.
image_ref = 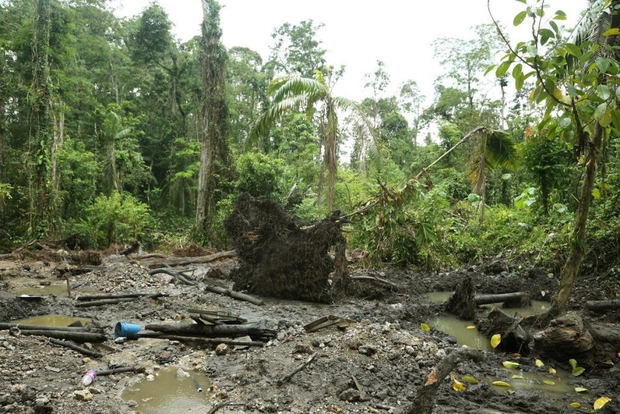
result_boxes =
[0,251,618,414]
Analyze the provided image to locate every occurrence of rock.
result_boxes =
[10,384,24,393]
[146,374,155,381]
[73,389,93,401]
[215,344,229,355]
[126,399,138,407]
[176,368,190,379]
[338,388,361,402]
[88,387,102,395]
[358,344,378,356]
[293,342,314,354]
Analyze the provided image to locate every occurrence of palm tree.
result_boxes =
[251,70,352,212]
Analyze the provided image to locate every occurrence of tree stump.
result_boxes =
[445,276,476,320]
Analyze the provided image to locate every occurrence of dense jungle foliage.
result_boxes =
[0,0,618,283]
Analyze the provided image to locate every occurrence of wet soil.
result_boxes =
[0,255,618,413]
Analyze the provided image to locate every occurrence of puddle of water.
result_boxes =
[15,314,92,327]
[425,291,453,304]
[121,367,211,413]
[424,291,550,317]
[9,279,70,296]
[429,315,492,350]
[490,369,574,394]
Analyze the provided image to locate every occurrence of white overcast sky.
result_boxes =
[111,0,588,104]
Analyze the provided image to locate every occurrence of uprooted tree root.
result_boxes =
[225,193,347,303]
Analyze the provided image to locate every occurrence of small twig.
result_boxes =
[207,402,244,414]
[49,338,103,358]
[352,375,369,401]
[277,352,318,386]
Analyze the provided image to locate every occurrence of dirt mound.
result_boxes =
[225,193,346,303]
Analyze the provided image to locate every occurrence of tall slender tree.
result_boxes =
[195,0,229,237]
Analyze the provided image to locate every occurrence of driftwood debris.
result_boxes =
[141,251,236,269]
[204,285,264,306]
[75,298,136,307]
[304,315,354,333]
[97,366,145,376]
[348,275,399,289]
[586,299,620,312]
[225,193,346,303]
[49,338,103,358]
[149,268,197,286]
[76,293,169,301]
[144,322,275,341]
[400,348,483,414]
[277,352,318,386]
[446,277,476,320]
[19,329,106,343]
[0,323,89,332]
[136,333,264,347]
[475,292,531,307]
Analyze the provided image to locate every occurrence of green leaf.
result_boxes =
[569,359,577,369]
[420,322,430,332]
[485,64,496,76]
[596,57,610,73]
[554,10,567,20]
[559,117,572,129]
[550,21,560,36]
[462,375,479,384]
[514,11,527,26]
[603,28,620,36]
[540,29,555,45]
[596,85,611,100]
[503,361,520,369]
[496,61,511,77]
[565,44,581,58]
[599,108,612,127]
[594,103,607,120]
[491,334,502,349]
[492,381,510,387]
[572,366,586,376]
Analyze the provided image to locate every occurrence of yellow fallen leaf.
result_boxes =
[503,361,520,369]
[512,374,523,379]
[420,323,430,332]
[508,389,515,394]
[594,396,611,410]
[574,387,588,393]
[548,367,556,375]
[570,402,581,409]
[462,375,478,384]
[466,325,476,329]
[490,334,501,349]
[543,379,555,385]
[452,379,466,392]
[535,359,544,367]
[572,367,585,376]
[425,369,438,386]
[603,360,614,366]
[492,381,510,387]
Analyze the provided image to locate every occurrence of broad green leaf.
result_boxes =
[603,28,620,36]
[420,322,430,332]
[565,44,581,57]
[535,359,545,367]
[548,367,557,374]
[543,379,555,385]
[491,334,502,349]
[462,375,478,384]
[574,387,588,393]
[550,20,560,35]
[596,85,610,100]
[570,402,581,409]
[554,10,567,20]
[496,61,511,77]
[599,109,612,127]
[514,11,527,26]
[572,366,586,376]
[540,29,554,45]
[596,57,610,73]
[492,381,510,387]
[594,396,611,410]
[569,359,577,369]
[484,64,496,76]
[592,188,601,200]
[503,361,520,369]
[594,103,607,120]
[512,63,523,78]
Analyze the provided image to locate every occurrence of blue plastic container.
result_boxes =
[114,321,142,339]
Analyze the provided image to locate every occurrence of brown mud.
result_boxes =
[0,251,618,413]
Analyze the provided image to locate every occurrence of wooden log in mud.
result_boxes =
[400,348,484,414]
[446,277,476,320]
[0,323,89,332]
[142,250,236,269]
[76,292,168,301]
[277,352,318,386]
[97,366,145,376]
[136,333,264,347]
[19,329,106,343]
[475,292,530,307]
[74,298,136,307]
[49,338,103,358]
[149,268,197,286]
[204,285,264,306]
[348,275,399,289]
[585,299,620,312]
[144,322,276,339]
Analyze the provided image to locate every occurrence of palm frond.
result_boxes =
[486,130,517,168]
[248,95,307,146]
[270,76,328,103]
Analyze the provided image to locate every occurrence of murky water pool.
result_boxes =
[15,314,92,327]
[121,367,211,413]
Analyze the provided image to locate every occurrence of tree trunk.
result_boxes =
[549,123,603,316]
[0,99,4,210]
[325,101,338,212]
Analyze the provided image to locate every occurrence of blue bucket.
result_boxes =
[114,322,142,339]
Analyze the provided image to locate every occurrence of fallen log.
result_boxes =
[304,315,354,333]
[585,299,620,312]
[49,338,103,358]
[400,348,483,414]
[142,250,236,269]
[348,275,399,289]
[0,323,89,332]
[149,268,197,286]
[76,293,168,301]
[144,322,275,339]
[20,330,106,343]
[204,285,264,306]
[277,352,318,386]
[74,298,136,307]
[475,292,530,307]
[97,366,145,376]
[136,333,264,347]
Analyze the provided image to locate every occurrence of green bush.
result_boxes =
[66,192,152,248]
[235,152,285,199]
